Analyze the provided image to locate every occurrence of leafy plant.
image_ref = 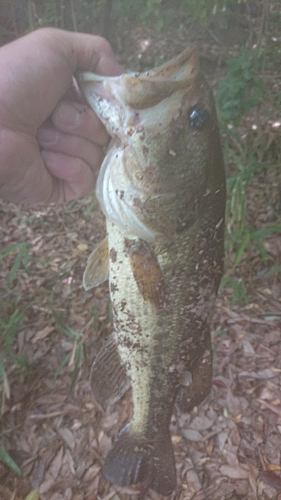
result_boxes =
[216,46,266,127]
[91,304,100,333]
[26,0,104,32]
[0,445,21,475]
[0,258,33,414]
[0,306,24,359]
[223,135,281,269]
[112,0,242,27]
[55,326,87,388]
[219,276,248,306]
[0,245,32,418]
[113,0,163,23]
[0,301,33,417]
[182,0,239,25]
[0,242,30,285]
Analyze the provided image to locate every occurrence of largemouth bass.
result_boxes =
[78,48,226,496]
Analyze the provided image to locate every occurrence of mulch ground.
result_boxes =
[0,195,280,500]
[1,7,281,500]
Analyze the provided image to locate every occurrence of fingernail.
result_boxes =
[38,127,60,146]
[58,102,81,127]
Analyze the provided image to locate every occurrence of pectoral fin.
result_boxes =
[90,333,129,406]
[125,238,165,309]
[83,236,109,291]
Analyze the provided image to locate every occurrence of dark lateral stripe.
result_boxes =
[125,238,165,310]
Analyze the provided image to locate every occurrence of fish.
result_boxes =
[77,47,226,496]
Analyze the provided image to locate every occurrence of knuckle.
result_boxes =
[95,36,113,55]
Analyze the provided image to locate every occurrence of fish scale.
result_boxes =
[108,224,175,432]
[78,47,226,495]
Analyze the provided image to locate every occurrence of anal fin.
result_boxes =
[83,236,109,291]
[103,425,176,496]
[90,333,129,406]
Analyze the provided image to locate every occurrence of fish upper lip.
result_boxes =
[77,48,199,111]
[77,72,123,84]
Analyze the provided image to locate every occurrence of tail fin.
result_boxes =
[103,426,176,496]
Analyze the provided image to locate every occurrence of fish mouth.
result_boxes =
[76,48,200,146]
[77,47,198,111]
[76,48,203,241]
[77,72,123,101]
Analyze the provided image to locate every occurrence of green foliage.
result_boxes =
[220,277,248,306]
[26,0,105,32]
[0,306,24,358]
[55,326,87,388]
[0,445,21,475]
[91,304,100,333]
[0,299,31,413]
[0,243,32,411]
[225,139,281,265]
[221,134,281,303]
[215,40,281,303]
[112,0,242,27]
[24,0,246,34]
[113,0,163,23]
[216,47,266,127]
[182,0,238,25]
[0,242,30,285]
[0,355,10,407]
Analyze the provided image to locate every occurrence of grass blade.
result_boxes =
[0,447,21,475]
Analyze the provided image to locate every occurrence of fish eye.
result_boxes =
[188,106,210,131]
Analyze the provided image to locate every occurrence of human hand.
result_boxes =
[0,28,122,204]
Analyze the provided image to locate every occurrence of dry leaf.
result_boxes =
[259,470,281,490]
[182,429,203,442]
[32,326,54,343]
[58,428,75,450]
[171,435,181,444]
[239,369,276,379]
[47,447,64,481]
[246,460,259,498]
[77,243,88,251]
[3,371,10,400]
[83,464,100,482]
[189,416,214,431]
[268,464,281,472]
[220,465,249,479]
[99,490,117,500]
[242,340,255,355]
[24,489,39,500]
[217,431,229,451]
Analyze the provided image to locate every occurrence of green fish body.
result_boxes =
[78,48,226,495]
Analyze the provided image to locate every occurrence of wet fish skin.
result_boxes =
[78,48,225,495]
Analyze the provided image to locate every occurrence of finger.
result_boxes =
[65,31,123,76]
[42,150,98,202]
[0,29,122,133]
[50,100,109,146]
[38,123,106,167]
[40,28,123,77]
